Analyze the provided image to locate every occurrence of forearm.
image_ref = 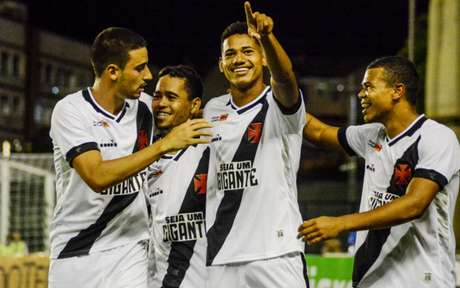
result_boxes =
[259,33,296,85]
[304,113,342,151]
[75,138,171,192]
[339,194,425,233]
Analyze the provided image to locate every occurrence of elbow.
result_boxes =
[405,202,428,221]
[83,177,109,193]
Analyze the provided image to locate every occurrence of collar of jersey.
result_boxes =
[226,86,271,115]
[387,114,427,146]
[83,87,130,122]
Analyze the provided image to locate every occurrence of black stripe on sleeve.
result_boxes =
[273,90,305,115]
[338,127,356,156]
[414,168,448,189]
[66,142,99,167]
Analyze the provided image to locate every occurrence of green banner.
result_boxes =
[305,254,354,288]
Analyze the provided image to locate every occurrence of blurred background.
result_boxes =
[0,0,458,286]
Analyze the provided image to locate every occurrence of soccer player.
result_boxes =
[203,2,308,287]
[48,28,211,288]
[145,65,208,288]
[298,56,460,287]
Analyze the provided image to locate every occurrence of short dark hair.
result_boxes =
[91,27,147,77]
[220,21,255,50]
[367,56,419,105]
[157,65,203,100]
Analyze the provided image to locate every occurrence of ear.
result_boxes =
[107,64,120,81]
[393,83,405,101]
[218,57,224,73]
[190,97,202,118]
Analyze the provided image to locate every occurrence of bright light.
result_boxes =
[52,86,60,95]
[2,140,11,157]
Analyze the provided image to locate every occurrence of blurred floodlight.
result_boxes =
[51,86,60,95]
[2,140,11,157]
[337,84,345,92]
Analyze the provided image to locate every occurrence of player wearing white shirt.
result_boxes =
[48,29,211,288]
[145,65,209,288]
[203,3,308,288]
[299,56,460,287]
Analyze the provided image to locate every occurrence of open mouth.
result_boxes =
[231,67,251,76]
[361,102,371,114]
[155,111,171,120]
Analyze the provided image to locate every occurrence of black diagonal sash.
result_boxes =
[58,101,152,258]
[161,147,210,288]
[206,98,269,266]
[352,137,421,286]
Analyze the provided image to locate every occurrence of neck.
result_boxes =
[229,81,266,107]
[91,78,125,115]
[384,103,419,139]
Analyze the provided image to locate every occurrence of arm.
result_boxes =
[73,119,212,192]
[304,113,343,152]
[244,2,298,108]
[297,177,439,244]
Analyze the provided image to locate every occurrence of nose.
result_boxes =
[357,88,365,99]
[232,52,245,64]
[144,66,153,81]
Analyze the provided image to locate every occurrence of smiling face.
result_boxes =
[152,75,200,136]
[358,67,395,123]
[219,33,266,90]
[116,47,152,99]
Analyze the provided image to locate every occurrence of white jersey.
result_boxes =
[338,115,460,287]
[145,145,209,288]
[203,86,306,265]
[49,88,153,259]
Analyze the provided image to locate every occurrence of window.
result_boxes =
[1,94,11,115]
[12,54,20,78]
[1,51,10,76]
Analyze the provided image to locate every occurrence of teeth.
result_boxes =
[233,68,249,73]
[156,112,170,117]
[361,103,370,108]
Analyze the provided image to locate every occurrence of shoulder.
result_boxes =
[346,122,385,138]
[52,90,86,116]
[203,94,230,118]
[419,119,459,148]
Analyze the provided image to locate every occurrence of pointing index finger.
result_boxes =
[244,1,254,24]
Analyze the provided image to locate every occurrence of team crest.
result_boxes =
[248,123,263,144]
[194,173,207,195]
[368,140,382,152]
[211,113,229,122]
[137,130,149,150]
[393,162,413,186]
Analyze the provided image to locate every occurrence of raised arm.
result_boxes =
[73,119,212,192]
[244,2,298,108]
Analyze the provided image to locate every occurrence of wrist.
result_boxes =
[156,137,173,154]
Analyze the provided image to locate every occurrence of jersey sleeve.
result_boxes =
[414,127,460,189]
[270,89,306,134]
[50,100,99,166]
[337,124,378,158]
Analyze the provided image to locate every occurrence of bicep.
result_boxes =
[404,177,440,216]
[72,150,103,185]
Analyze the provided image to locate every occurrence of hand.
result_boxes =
[244,1,273,40]
[297,216,344,245]
[162,119,212,151]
